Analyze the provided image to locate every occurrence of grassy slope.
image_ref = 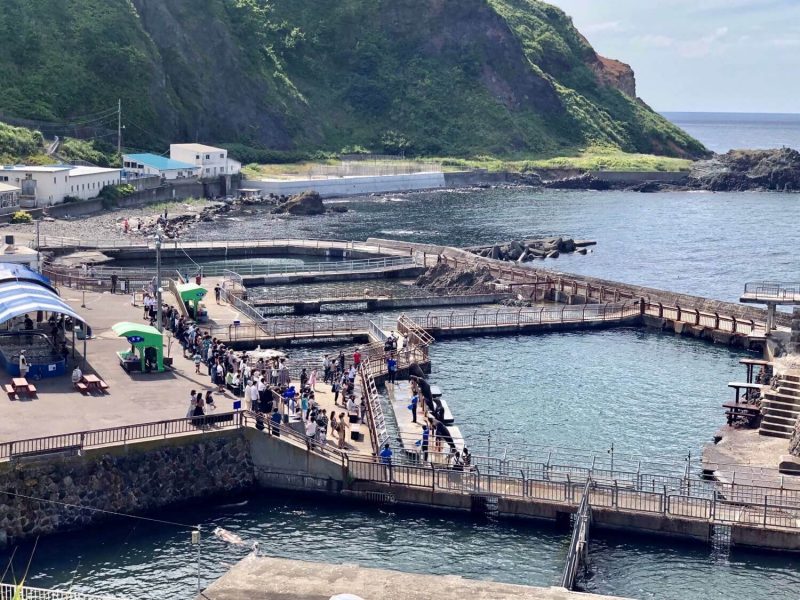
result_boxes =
[0,0,706,162]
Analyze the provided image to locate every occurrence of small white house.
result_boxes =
[169,143,241,178]
[122,153,200,180]
[0,165,121,206]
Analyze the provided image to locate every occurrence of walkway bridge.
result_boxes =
[242,285,510,315]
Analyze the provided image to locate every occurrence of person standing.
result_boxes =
[305,418,317,449]
[18,350,29,379]
[300,368,308,390]
[110,273,118,294]
[387,354,397,384]
[309,368,317,392]
[270,408,282,436]
[337,350,345,374]
[353,348,361,369]
[323,355,331,384]
[410,392,418,424]
[337,412,348,449]
[205,390,216,412]
[214,283,221,304]
[420,425,430,462]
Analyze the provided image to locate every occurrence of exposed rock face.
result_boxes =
[271,191,326,216]
[592,55,637,98]
[415,263,499,292]
[689,148,800,192]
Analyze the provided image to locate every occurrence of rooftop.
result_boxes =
[124,153,198,172]
[68,166,121,177]
[1,165,71,173]
[0,182,20,193]
[170,143,225,153]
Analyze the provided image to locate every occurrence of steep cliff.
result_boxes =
[0,0,707,158]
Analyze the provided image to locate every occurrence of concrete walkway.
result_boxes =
[199,555,630,600]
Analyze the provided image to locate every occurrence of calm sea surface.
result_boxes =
[4,115,800,599]
[664,112,800,154]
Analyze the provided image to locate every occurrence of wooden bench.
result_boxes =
[722,402,760,426]
[75,382,88,393]
[4,384,16,399]
[99,381,109,390]
[26,384,37,396]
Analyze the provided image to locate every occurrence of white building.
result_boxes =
[122,153,200,180]
[169,143,241,178]
[0,165,121,207]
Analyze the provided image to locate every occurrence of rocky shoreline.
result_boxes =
[466,237,596,262]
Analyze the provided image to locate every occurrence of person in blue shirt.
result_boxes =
[379,443,393,464]
[410,393,419,423]
[270,408,282,436]
[386,355,398,384]
[420,425,430,462]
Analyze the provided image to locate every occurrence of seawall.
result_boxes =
[249,171,447,198]
[0,430,253,547]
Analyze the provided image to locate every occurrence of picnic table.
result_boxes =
[76,374,109,394]
[4,377,37,400]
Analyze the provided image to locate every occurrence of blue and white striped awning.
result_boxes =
[0,279,84,325]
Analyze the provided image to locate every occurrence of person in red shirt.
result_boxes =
[353,348,361,368]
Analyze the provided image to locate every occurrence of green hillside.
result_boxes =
[0,0,707,159]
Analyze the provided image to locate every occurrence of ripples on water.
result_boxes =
[189,189,799,303]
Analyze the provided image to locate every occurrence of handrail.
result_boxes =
[742,281,800,301]
[0,583,124,600]
[0,412,244,460]
[560,480,592,590]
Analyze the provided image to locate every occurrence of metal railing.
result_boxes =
[0,583,124,600]
[209,318,372,343]
[346,456,800,530]
[0,412,243,460]
[742,282,800,302]
[561,480,592,590]
[230,256,416,278]
[32,236,412,256]
[403,302,641,331]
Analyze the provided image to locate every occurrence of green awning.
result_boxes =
[111,321,163,346]
[176,282,208,303]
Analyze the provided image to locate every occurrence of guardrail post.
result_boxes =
[676,305,682,322]
[694,309,700,325]
[732,316,738,333]
[764,495,768,526]
[714,313,720,329]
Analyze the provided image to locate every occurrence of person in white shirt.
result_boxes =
[250,380,260,411]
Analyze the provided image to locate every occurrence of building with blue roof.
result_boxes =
[122,153,200,181]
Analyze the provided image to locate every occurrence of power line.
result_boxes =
[0,489,198,531]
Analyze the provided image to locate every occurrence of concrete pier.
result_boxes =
[199,555,629,600]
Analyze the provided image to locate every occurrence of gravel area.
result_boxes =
[4,199,215,242]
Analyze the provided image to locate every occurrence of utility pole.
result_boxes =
[117,98,122,159]
[156,227,163,333]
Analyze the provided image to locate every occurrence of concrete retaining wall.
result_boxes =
[0,431,254,547]
[249,172,447,198]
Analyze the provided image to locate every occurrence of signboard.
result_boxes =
[127,335,145,344]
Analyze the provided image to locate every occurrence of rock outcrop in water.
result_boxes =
[689,148,800,192]
[466,238,596,262]
[271,191,326,216]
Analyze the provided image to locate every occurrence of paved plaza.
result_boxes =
[0,286,373,455]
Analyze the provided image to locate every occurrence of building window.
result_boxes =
[205,154,210,159]
[220,153,224,158]
[196,154,200,159]
[53,177,56,184]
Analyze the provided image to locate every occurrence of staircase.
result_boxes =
[760,374,800,438]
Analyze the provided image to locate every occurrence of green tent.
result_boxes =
[112,321,165,372]
[176,282,208,319]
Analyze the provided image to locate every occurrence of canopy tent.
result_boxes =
[0,265,89,377]
[0,280,85,326]
[176,282,207,319]
[112,321,164,372]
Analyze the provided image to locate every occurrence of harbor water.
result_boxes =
[3,116,800,598]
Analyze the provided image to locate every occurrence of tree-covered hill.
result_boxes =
[0,0,707,159]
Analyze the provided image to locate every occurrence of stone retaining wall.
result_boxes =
[0,431,254,547]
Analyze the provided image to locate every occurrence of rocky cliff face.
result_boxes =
[0,0,706,158]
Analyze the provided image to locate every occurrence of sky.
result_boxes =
[548,0,800,113]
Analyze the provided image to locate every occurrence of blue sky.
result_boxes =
[548,0,800,113]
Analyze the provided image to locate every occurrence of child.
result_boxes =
[193,351,202,374]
